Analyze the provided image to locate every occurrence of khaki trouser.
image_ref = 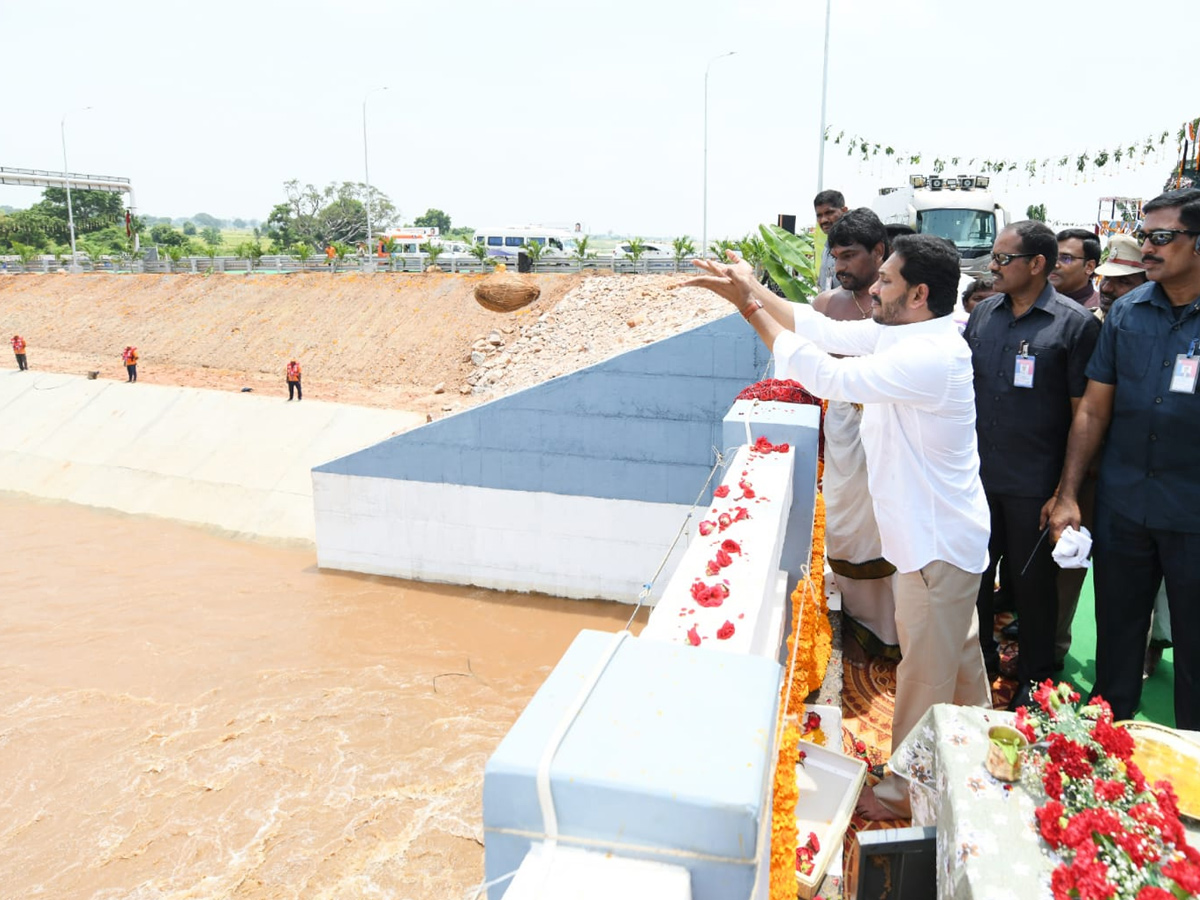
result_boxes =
[874,560,992,816]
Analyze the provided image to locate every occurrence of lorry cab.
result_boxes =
[872,175,1006,274]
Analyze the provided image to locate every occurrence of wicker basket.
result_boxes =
[474,273,540,313]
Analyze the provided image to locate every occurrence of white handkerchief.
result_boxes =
[1052,525,1093,569]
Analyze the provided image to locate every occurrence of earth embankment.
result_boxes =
[0,270,730,415]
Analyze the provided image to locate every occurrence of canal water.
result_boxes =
[0,495,640,899]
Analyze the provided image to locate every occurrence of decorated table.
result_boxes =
[888,701,1200,900]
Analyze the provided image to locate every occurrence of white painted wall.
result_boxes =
[0,371,420,541]
[312,473,693,602]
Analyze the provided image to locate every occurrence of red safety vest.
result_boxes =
[287,362,301,381]
[123,348,138,365]
[11,336,25,353]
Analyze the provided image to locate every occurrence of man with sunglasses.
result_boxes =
[965,222,1100,710]
[1048,188,1200,729]
[1050,228,1102,310]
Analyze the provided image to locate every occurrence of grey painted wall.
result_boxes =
[315,313,773,505]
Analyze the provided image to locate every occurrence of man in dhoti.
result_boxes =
[813,209,899,659]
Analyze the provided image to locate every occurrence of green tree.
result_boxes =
[164,244,188,272]
[293,242,313,263]
[11,241,40,268]
[571,235,596,264]
[236,240,264,270]
[624,237,648,270]
[414,208,451,233]
[193,212,222,229]
[150,224,189,247]
[671,235,696,271]
[1026,203,1047,222]
[465,241,489,266]
[32,188,125,235]
[232,217,247,229]
[200,226,222,250]
[521,240,547,264]
[182,221,197,236]
[737,234,768,279]
[421,241,446,268]
[758,224,818,303]
[708,238,738,260]
[268,180,396,250]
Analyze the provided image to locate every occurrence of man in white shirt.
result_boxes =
[682,234,992,818]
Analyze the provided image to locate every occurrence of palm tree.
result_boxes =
[671,235,696,272]
[165,245,187,273]
[468,242,491,271]
[571,235,596,265]
[521,240,546,265]
[421,241,446,270]
[737,234,768,279]
[624,237,648,272]
[708,238,737,261]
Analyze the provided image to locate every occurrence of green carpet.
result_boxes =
[1060,571,1176,727]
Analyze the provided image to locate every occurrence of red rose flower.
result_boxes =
[721,539,741,555]
[715,549,732,568]
[732,506,750,522]
[698,520,716,536]
[716,620,735,640]
[686,625,701,646]
[714,485,730,498]
[717,512,733,531]
[1036,800,1066,847]
[1135,888,1176,900]
[705,560,721,576]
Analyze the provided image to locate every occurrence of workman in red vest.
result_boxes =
[286,360,302,401]
[11,334,27,370]
[122,346,138,382]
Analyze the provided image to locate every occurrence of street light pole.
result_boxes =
[703,51,736,260]
[816,0,832,191]
[61,106,92,271]
[362,86,388,256]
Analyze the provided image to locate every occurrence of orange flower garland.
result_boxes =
[768,717,801,900]
[769,490,832,897]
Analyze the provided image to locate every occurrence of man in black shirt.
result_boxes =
[965,221,1099,709]
[1049,189,1200,728]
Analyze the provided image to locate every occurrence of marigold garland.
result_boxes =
[769,491,832,896]
[768,718,802,900]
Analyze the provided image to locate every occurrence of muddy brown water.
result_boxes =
[0,495,643,899]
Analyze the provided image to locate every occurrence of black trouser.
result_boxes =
[1092,502,1200,728]
[975,492,1057,693]
[126,364,137,382]
[15,353,27,370]
[288,379,301,400]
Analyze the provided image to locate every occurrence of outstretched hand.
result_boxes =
[672,250,759,309]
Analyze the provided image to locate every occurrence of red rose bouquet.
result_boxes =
[1015,681,1199,899]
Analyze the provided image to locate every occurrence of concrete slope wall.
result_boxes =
[0,370,420,541]
[314,314,773,600]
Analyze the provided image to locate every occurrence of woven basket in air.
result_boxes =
[473,273,540,313]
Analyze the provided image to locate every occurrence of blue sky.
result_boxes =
[1,0,1192,239]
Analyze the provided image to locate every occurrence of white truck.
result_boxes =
[871,175,1007,275]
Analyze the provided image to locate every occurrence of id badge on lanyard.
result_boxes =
[1013,340,1035,389]
[1169,338,1200,394]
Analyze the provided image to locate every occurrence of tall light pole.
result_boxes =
[362,86,388,256]
[816,0,832,191]
[703,51,736,259]
[61,106,92,271]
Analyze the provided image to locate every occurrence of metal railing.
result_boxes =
[0,254,698,276]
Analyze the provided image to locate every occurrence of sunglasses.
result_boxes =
[1132,228,1200,246]
[1056,254,1090,266]
[991,252,1038,267]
